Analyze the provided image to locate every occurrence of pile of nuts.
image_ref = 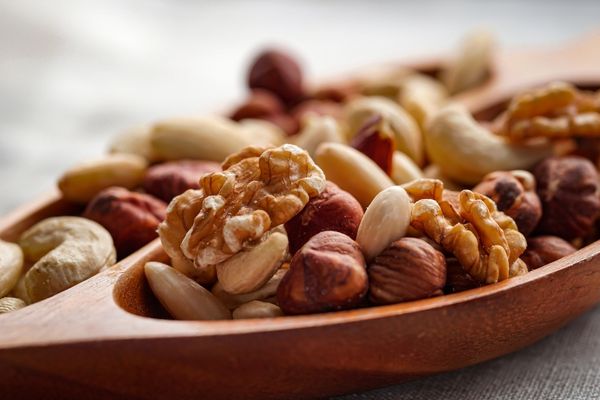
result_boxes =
[4,31,600,321]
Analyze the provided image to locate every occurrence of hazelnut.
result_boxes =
[473,170,542,236]
[83,187,166,257]
[444,257,480,294]
[230,89,285,121]
[533,156,600,240]
[247,49,304,105]
[350,115,395,175]
[521,235,576,270]
[276,231,368,315]
[143,160,221,202]
[284,182,363,254]
[368,238,446,304]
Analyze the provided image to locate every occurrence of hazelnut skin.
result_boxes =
[230,89,285,121]
[444,257,480,294]
[284,181,363,254]
[276,231,368,315]
[368,238,446,304]
[143,160,221,202]
[521,235,576,270]
[533,156,600,240]
[473,170,542,236]
[247,49,305,105]
[83,187,166,257]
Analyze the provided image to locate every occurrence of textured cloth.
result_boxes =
[1,1,600,399]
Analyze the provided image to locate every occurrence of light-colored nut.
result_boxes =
[58,154,147,203]
[292,115,345,158]
[390,151,423,185]
[356,186,412,261]
[345,96,424,165]
[19,217,116,303]
[10,274,30,305]
[398,73,448,130]
[368,238,446,304]
[232,300,283,319]
[0,297,26,314]
[315,142,394,208]
[422,164,464,191]
[425,105,552,184]
[238,118,287,147]
[441,29,494,94]
[216,231,288,295]
[108,124,156,162]
[144,261,231,320]
[159,144,326,275]
[354,64,414,98]
[150,116,255,162]
[277,231,368,315]
[212,268,287,310]
[0,240,23,298]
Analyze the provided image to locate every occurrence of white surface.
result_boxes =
[1,1,600,398]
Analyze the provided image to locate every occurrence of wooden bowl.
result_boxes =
[1,31,600,400]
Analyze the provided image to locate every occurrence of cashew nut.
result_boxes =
[58,154,148,203]
[237,119,286,147]
[212,268,287,310]
[344,96,424,165]
[108,124,157,162]
[425,105,553,185]
[292,115,345,158]
[398,73,448,130]
[0,240,23,298]
[144,261,231,320]
[19,217,116,303]
[315,142,394,208]
[390,151,423,185]
[151,116,255,162]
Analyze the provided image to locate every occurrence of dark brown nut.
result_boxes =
[248,49,304,105]
[473,170,542,236]
[444,257,480,294]
[276,231,368,315]
[284,181,363,254]
[259,113,300,136]
[143,160,221,202]
[533,156,600,240]
[350,115,395,175]
[291,100,343,125]
[83,187,166,257]
[230,89,285,121]
[521,235,576,270]
[368,238,446,304]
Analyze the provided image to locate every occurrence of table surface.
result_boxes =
[1,1,599,398]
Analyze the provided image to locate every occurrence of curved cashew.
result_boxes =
[0,240,23,298]
[19,217,116,303]
[315,142,394,208]
[390,151,423,185]
[212,268,287,310]
[108,124,157,162]
[344,96,424,166]
[398,73,448,130]
[151,116,255,162]
[292,115,345,158]
[238,119,286,147]
[58,154,147,203]
[425,105,552,185]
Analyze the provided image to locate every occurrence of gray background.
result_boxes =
[1,0,599,398]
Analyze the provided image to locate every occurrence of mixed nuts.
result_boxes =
[3,31,600,323]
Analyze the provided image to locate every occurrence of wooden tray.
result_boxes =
[1,31,600,400]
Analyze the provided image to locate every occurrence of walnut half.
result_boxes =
[158,144,326,281]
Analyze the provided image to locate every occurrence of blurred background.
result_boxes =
[2,1,600,399]
[2,0,600,214]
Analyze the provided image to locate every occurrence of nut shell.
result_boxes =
[534,156,600,240]
[368,238,446,304]
[230,89,285,121]
[277,231,368,315]
[285,182,363,255]
[143,160,221,202]
[521,235,576,270]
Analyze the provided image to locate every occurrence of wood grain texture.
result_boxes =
[1,32,600,399]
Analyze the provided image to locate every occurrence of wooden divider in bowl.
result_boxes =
[1,31,600,400]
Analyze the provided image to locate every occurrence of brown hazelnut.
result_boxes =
[247,49,304,105]
[350,115,394,175]
[368,238,446,304]
[83,187,166,257]
[533,156,600,240]
[230,89,285,121]
[312,81,358,103]
[521,235,576,270]
[143,160,221,202]
[259,113,300,136]
[444,257,480,294]
[473,170,542,236]
[284,181,363,254]
[276,231,368,315]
